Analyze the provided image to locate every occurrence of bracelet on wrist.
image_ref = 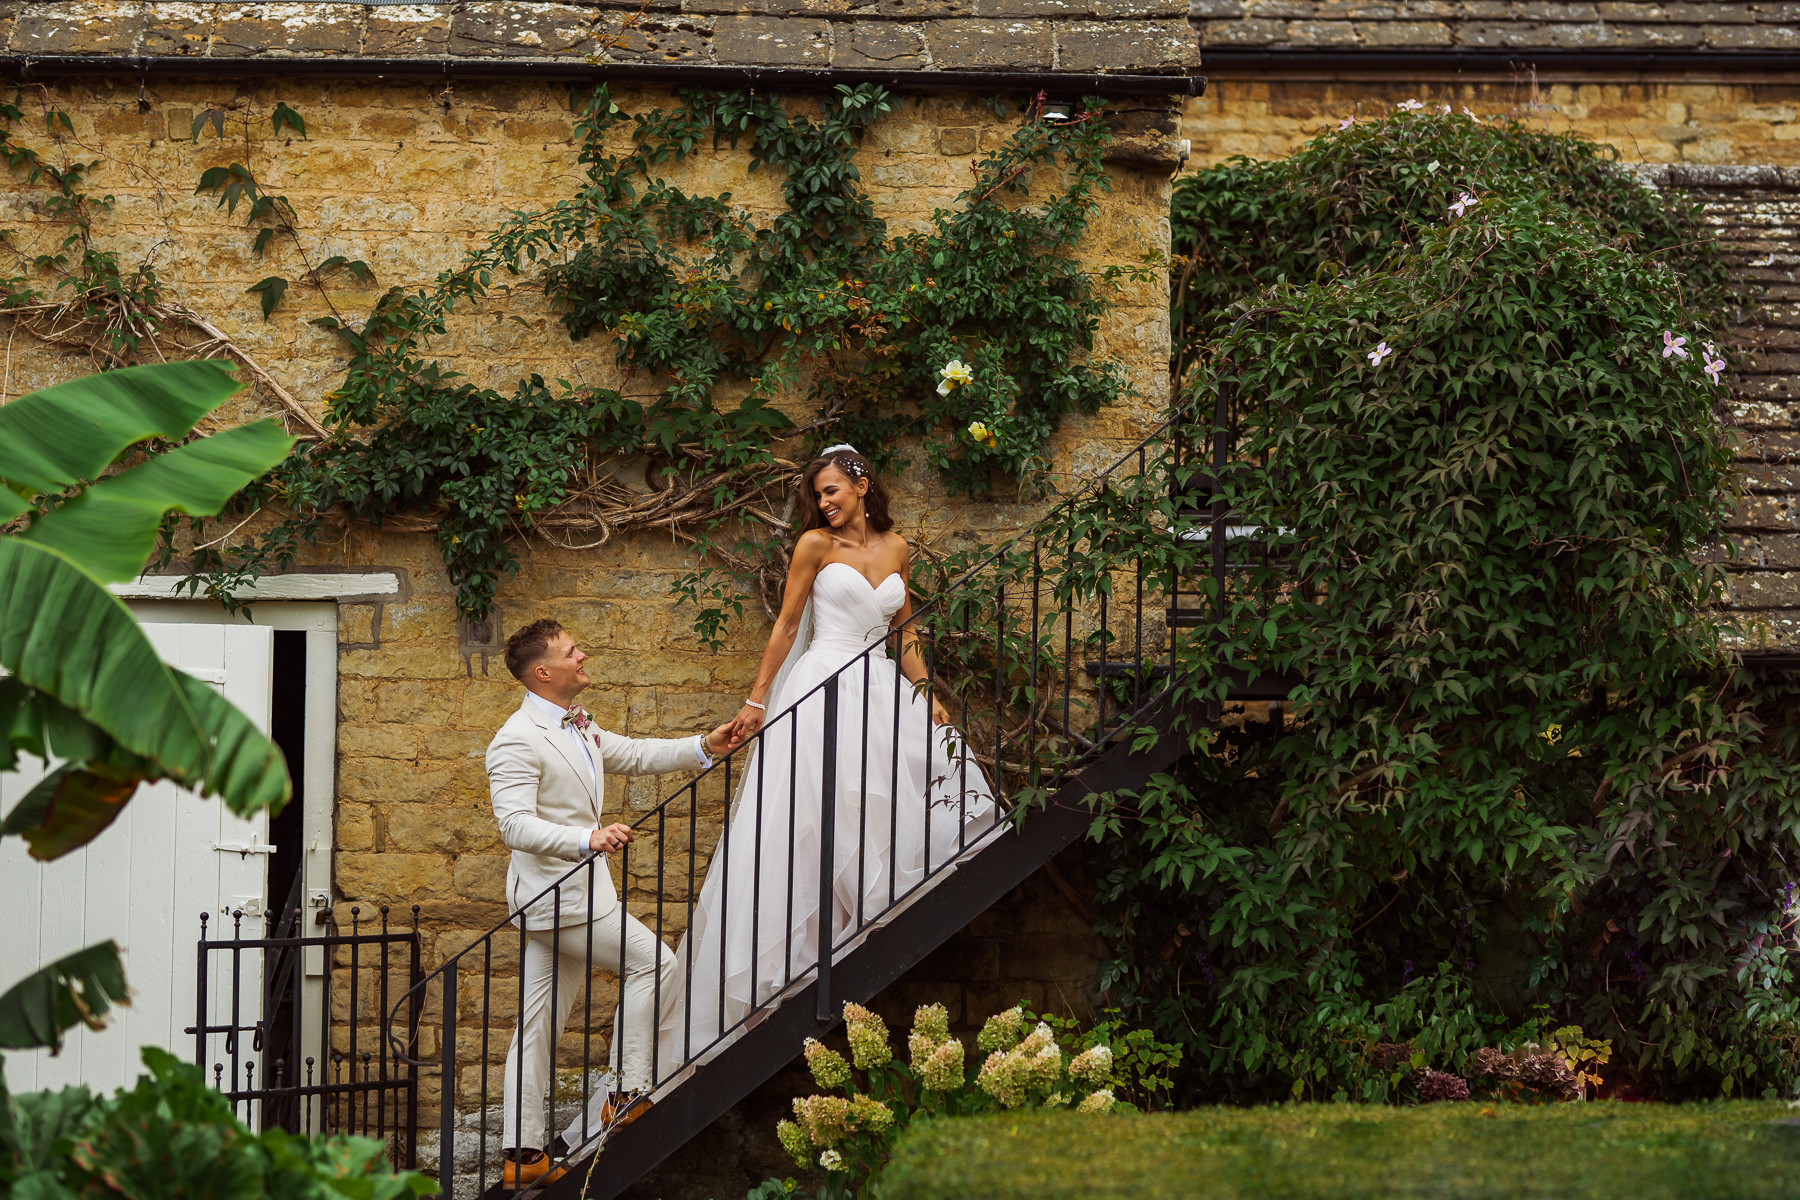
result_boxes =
[744,699,766,711]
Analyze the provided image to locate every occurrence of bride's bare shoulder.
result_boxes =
[792,528,833,563]
[885,530,912,563]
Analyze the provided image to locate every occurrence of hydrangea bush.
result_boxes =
[771,1002,1174,1197]
[1083,105,1800,1104]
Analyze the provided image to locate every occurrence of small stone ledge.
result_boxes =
[0,0,1201,77]
[1188,1,1800,53]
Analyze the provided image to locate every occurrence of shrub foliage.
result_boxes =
[1093,108,1800,1103]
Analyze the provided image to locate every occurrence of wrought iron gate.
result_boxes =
[191,886,424,1168]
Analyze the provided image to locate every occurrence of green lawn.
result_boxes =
[875,1103,1800,1199]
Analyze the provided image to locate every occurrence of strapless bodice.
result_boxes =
[809,561,904,657]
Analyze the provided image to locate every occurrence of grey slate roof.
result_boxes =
[0,1,1201,80]
[1662,166,1800,654]
[1190,2,1800,53]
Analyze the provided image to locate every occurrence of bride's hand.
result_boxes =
[930,695,953,726]
[732,704,766,739]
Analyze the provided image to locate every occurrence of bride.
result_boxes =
[652,444,997,1081]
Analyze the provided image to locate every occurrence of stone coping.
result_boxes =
[1190,2,1800,54]
[0,2,1203,83]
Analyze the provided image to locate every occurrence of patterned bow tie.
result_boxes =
[561,705,591,731]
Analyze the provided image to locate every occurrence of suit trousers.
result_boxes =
[500,911,678,1151]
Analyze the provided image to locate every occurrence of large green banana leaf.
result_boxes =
[0,360,296,842]
[0,942,129,1054]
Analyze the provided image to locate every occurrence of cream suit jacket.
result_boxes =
[487,694,702,930]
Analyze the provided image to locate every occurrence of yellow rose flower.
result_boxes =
[937,359,973,396]
[967,420,991,444]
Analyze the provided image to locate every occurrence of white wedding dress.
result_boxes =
[651,560,999,1082]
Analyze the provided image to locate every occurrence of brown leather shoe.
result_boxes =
[599,1092,653,1131]
[501,1149,568,1189]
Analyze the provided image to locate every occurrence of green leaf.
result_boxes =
[0,359,243,494]
[0,762,143,861]
[0,942,128,1052]
[270,101,307,140]
[21,419,295,583]
[245,275,288,321]
[0,538,291,821]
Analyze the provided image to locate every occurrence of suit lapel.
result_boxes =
[520,699,601,819]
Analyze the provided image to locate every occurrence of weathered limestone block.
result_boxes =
[141,3,212,55]
[712,14,831,61]
[11,0,142,54]
[211,3,366,57]
[836,18,925,64]
[450,1,604,57]
[1058,18,1199,71]
[602,13,715,60]
[366,4,453,56]
[924,17,1054,66]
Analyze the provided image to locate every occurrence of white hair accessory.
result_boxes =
[819,443,861,457]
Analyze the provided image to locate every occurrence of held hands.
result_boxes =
[589,823,634,855]
[705,721,746,758]
[729,704,766,743]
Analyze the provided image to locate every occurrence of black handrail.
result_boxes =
[384,366,1280,1192]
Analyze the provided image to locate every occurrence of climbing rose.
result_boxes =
[1077,1088,1116,1114]
[842,1002,892,1070]
[966,419,997,448]
[803,1038,850,1090]
[937,359,973,396]
[1662,331,1689,359]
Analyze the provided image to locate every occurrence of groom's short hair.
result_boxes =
[505,618,565,682]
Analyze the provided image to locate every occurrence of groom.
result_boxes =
[487,618,740,1187]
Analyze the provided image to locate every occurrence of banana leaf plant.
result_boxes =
[0,360,295,1053]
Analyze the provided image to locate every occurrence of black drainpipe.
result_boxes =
[0,55,1206,97]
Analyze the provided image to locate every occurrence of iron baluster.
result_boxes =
[816,674,839,1020]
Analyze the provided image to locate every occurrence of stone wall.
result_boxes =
[0,68,1168,1193]
[1184,78,1800,166]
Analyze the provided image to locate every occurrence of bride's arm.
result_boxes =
[729,530,829,737]
[892,545,953,726]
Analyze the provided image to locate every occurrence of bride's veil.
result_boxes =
[726,596,813,819]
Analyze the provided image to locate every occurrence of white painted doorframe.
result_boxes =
[1,602,337,1102]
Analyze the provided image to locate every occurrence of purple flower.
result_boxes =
[1401,960,1415,985]
[1194,949,1218,985]
[1661,331,1689,360]
[1624,945,1646,981]
[1463,959,1476,974]
[1368,341,1393,367]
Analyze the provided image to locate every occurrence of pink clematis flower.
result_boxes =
[1704,356,1726,384]
[1338,115,1355,130]
[1368,341,1393,367]
[1449,193,1478,218]
[1661,331,1689,359]
[1463,106,1478,119]
[1398,99,1425,112]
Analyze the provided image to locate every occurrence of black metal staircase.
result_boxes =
[386,379,1293,1199]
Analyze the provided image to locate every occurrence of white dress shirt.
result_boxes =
[523,690,711,804]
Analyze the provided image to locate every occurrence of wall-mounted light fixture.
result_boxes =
[1042,100,1074,122]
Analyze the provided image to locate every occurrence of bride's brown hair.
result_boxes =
[798,449,893,534]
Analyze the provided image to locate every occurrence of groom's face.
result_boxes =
[535,630,591,699]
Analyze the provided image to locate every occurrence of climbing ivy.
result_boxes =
[1085,107,1800,1103]
[182,84,1145,632]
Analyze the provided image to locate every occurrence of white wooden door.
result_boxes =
[1,623,274,1095]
